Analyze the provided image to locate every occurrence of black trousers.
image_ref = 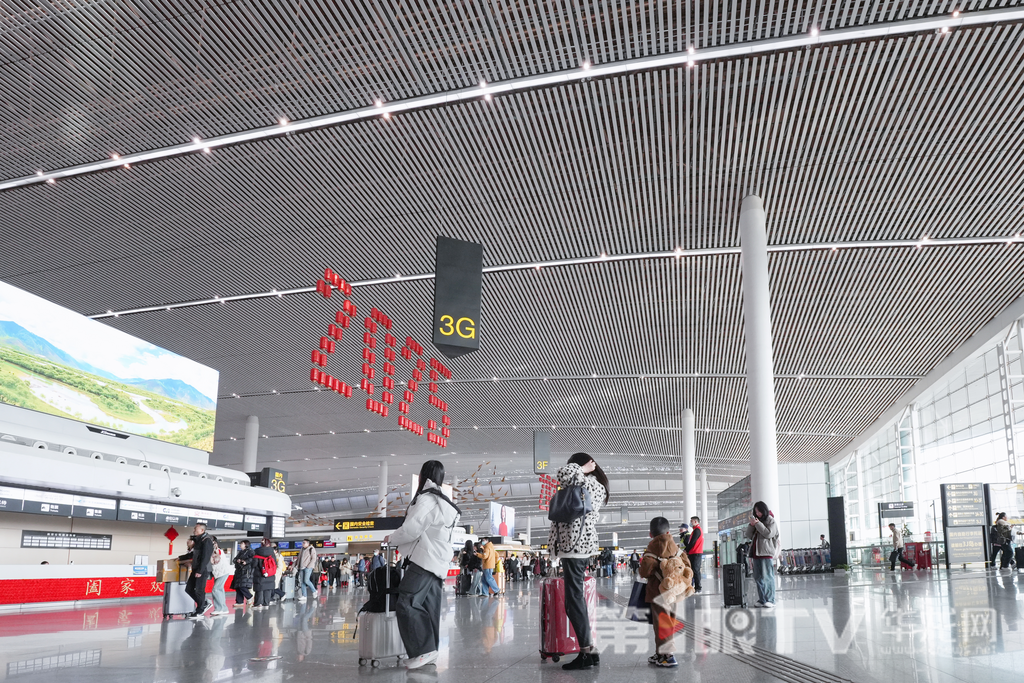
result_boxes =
[254,588,272,606]
[396,562,443,658]
[561,558,593,650]
[185,573,207,611]
[689,553,703,592]
[993,543,1012,568]
[234,586,252,603]
[890,548,912,570]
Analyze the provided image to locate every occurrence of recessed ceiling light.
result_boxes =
[203,147,212,154]
[375,100,383,107]
[36,171,43,176]
[192,137,201,144]
[810,27,819,36]
[361,455,366,457]
[111,153,119,160]
[279,117,289,125]
[940,26,949,33]
[581,60,591,70]
[46,178,56,185]
[473,426,478,430]
[383,112,391,119]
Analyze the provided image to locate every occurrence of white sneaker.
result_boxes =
[763,602,775,609]
[405,651,439,669]
[296,596,306,601]
[212,611,230,616]
[752,601,764,608]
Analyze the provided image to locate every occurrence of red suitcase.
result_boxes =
[540,576,597,662]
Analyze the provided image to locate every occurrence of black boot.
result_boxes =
[562,652,596,670]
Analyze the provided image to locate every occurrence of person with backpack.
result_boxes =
[548,452,609,670]
[297,539,319,601]
[992,513,1014,568]
[252,538,278,609]
[385,460,461,670]
[640,516,694,667]
[745,502,780,608]
[629,551,641,579]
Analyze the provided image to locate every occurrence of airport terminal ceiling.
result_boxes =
[1,1,1024,517]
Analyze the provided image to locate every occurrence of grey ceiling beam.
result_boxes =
[3,6,1022,192]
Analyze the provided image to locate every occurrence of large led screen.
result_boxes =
[0,282,218,451]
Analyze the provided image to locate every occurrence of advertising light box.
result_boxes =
[0,281,219,452]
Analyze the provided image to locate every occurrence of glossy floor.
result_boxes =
[1,567,1022,682]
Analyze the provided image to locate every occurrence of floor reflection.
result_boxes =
[0,570,1022,682]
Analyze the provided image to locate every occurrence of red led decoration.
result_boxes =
[307,266,451,447]
[441,427,450,438]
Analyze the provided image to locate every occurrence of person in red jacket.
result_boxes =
[683,516,703,593]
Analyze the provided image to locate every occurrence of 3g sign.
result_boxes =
[432,236,482,358]
[308,267,452,448]
[438,315,476,339]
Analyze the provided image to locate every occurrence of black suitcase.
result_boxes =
[456,572,471,596]
[1015,546,1024,568]
[722,563,744,607]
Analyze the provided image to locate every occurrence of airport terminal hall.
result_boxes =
[4,2,1024,683]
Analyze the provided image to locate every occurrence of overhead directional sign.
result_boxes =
[942,483,987,527]
[333,517,405,532]
[432,236,483,358]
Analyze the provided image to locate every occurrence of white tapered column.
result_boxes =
[682,408,696,521]
[700,468,708,526]
[739,194,780,513]
[377,460,388,517]
[242,416,259,473]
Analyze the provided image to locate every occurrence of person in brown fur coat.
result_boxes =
[639,516,694,667]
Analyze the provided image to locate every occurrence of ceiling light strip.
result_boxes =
[6,7,1023,192]
[89,234,1020,318]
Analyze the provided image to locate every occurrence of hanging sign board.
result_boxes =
[941,483,987,527]
[432,236,483,358]
[878,501,915,519]
[534,431,550,475]
[333,517,405,532]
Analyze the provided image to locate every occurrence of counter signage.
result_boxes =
[22,490,74,516]
[187,509,215,526]
[71,494,118,521]
[244,515,267,532]
[155,504,191,525]
[215,511,245,530]
[0,485,25,512]
[941,483,987,527]
[333,517,405,532]
[117,500,157,523]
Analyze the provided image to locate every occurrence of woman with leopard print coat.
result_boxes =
[548,453,610,670]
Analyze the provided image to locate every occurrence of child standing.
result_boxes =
[640,516,690,667]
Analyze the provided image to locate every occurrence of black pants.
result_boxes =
[890,548,912,570]
[993,543,1012,568]
[254,588,272,606]
[185,573,207,612]
[396,562,443,658]
[234,586,252,603]
[561,558,593,650]
[689,553,703,592]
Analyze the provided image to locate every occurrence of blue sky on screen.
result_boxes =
[0,281,219,403]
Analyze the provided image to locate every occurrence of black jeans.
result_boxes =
[890,547,912,570]
[689,553,703,592]
[993,543,1012,568]
[396,562,443,658]
[234,586,252,603]
[561,558,593,650]
[254,588,272,606]
[185,573,207,612]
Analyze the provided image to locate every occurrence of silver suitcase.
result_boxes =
[163,580,194,618]
[357,544,405,667]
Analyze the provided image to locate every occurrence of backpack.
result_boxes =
[259,553,278,578]
[360,565,402,614]
[990,525,1002,545]
[547,483,593,524]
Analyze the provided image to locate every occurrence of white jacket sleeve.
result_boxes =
[389,496,437,548]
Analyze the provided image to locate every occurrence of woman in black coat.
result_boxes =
[233,540,255,606]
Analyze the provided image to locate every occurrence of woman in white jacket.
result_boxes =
[386,460,461,670]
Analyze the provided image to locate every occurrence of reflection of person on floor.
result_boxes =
[481,591,499,653]
[296,599,316,660]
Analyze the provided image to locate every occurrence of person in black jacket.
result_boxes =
[184,523,214,618]
[233,540,255,607]
[252,538,277,609]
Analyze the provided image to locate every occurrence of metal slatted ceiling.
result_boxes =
[2,6,1024,503]
[5,1,1018,178]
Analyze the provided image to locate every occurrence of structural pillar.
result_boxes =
[700,468,708,527]
[739,194,780,512]
[526,516,532,546]
[242,415,259,473]
[377,459,388,517]
[682,408,696,521]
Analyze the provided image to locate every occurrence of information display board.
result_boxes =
[945,527,988,566]
[942,483,987,526]
[0,485,24,512]
[244,515,267,533]
[117,500,157,523]
[879,501,915,518]
[22,490,73,516]
[21,530,112,550]
[154,504,191,526]
[333,517,405,532]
